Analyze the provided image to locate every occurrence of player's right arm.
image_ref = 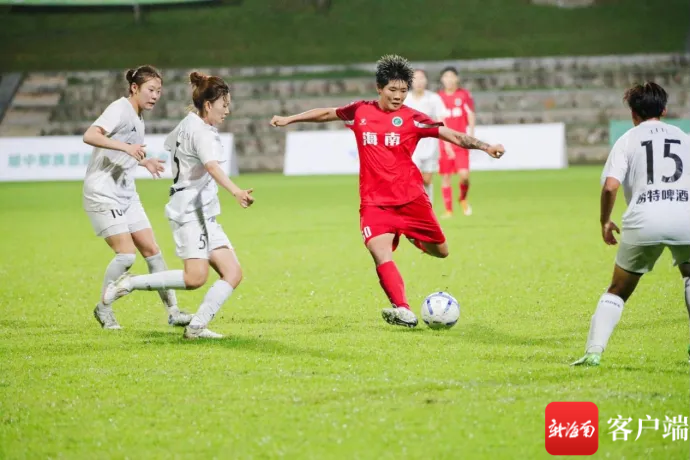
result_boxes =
[599,136,628,245]
[270,108,339,127]
[438,126,505,159]
[83,126,147,161]
[83,103,146,161]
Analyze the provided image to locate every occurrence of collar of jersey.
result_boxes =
[121,97,143,121]
[188,111,218,133]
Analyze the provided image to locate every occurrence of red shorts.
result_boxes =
[439,142,469,174]
[360,194,446,251]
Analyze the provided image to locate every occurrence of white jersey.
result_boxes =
[602,119,690,245]
[83,97,144,211]
[404,90,446,161]
[164,112,226,223]
[404,90,446,119]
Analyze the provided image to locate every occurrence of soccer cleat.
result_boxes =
[570,352,601,367]
[460,200,472,216]
[93,305,122,330]
[381,307,418,328]
[102,273,133,305]
[183,325,223,339]
[440,210,453,219]
[168,311,194,327]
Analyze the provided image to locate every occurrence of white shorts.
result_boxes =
[86,200,152,238]
[170,216,232,260]
[616,242,690,274]
[412,138,439,174]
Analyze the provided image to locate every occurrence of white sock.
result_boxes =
[585,293,624,354]
[189,280,234,328]
[98,253,135,309]
[684,277,689,315]
[424,183,433,203]
[145,253,179,315]
[130,270,186,291]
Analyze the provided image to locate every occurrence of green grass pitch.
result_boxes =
[0,167,688,459]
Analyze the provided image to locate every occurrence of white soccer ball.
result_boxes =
[421,292,460,329]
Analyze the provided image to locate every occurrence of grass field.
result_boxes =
[1,0,689,71]
[0,167,689,459]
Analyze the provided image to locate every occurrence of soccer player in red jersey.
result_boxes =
[438,66,476,217]
[271,55,504,328]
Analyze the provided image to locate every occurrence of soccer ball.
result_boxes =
[421,292,460,329]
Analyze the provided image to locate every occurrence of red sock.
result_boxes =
[442,186,453,212]
[460,182,469,201]
[376,261,409,309]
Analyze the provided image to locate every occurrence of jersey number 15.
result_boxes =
[642,139,683,185]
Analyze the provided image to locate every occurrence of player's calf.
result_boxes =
[407,238,449,258]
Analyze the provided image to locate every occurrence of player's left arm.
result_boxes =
[438,126,505,159]
[196,131,254,208]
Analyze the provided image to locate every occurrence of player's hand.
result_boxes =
[233,188,254,208]
[270,116,290,128]
[125,143,147,161]
[485,144,506,159]
[601,220,620,245]
[141,157,165,178]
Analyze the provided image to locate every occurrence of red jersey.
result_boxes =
[336,100,442,207]
[438,88,474,133]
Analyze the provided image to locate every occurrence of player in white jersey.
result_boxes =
[83,65,192,330]
[572,82,690,366]
[404,69,446,203]
[101,71,254,340]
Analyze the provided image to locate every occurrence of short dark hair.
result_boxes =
[624,82,668,121]
[375,55,414,89]
[440,66,458,76]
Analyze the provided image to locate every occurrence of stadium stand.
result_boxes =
[1,53,688,171]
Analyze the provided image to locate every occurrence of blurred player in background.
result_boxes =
[271,55,504,328]
[102,71,255,340]
[438,67,476,217]
[83,65,192,330]
[572,82,690,366]
[404,69,446,204]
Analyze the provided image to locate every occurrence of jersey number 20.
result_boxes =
[641,139,683,185]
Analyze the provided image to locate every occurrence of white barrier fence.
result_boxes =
[284,123,566,175]
[0,134,236,182]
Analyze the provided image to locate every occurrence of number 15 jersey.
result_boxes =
[602,119,690,245]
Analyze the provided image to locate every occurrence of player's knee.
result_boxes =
[367,245,392,265]
[138,244,160,259]
[115,252,136,270]
[436,244,449,258]
[221,265,243,288]
[184,270,208,290]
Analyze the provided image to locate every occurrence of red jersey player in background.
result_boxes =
[270,55,504,328]
[438,66,476,217]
